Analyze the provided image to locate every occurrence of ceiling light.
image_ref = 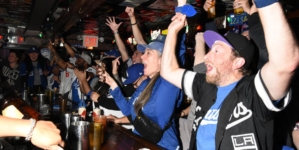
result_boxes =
[39,32,43,38]
[99,37,104,43]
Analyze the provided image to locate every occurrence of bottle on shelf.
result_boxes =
[22,83,30,105]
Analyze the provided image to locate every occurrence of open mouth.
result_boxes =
[206,63,213,74]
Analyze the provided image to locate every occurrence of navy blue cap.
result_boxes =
[28,46,40,53]
[123,63,144,85]
[104,49,121,57]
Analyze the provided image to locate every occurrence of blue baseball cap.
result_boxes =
[104,49,121,57]
[123,63,144,85]
[28,46,40,53]
[137,34,166,53]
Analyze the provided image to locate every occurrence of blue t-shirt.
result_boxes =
[196,81,239,149]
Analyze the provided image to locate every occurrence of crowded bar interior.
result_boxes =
[0,0,299,149]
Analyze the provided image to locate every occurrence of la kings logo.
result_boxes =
[228,102,257,150]
[231,133,258,150]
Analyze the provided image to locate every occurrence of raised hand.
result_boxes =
[234,0,250,14]
[112,56,121,74]
[74,68,86,82]
[168,13,187,32]
[102,71,118,90]
[106,17,122,33]
[125,7,134,17]
[60,38,65,44]
[54,37,59,46]
[47,42,55,52]
[97,66,105,82]
[203,0,213,12]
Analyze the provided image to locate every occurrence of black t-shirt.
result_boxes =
[1,61,23,91]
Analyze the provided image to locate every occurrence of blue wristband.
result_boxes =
[254,0,279,8]
[87,90,93,97]
[175,4,197,17]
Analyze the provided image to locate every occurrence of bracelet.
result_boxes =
[87,90,93,97]
[131,22,137,26]
[25,118,37,141]
[114,31,118,35]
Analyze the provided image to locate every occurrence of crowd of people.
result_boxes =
[0,0,299,149]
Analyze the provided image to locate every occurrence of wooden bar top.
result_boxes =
[102,122,165,150]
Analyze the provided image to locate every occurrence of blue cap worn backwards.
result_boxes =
[137,34,166,53]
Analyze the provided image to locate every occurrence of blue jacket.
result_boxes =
[25,62,47,88]
[111,77,183,149]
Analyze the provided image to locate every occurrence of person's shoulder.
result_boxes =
[235,74,256,92]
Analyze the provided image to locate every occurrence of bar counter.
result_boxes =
[48,109,165,150]
[101,122,165,150]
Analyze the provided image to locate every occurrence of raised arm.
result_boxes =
[161,13,188,89]
[111,57,124,87]
[193,33,206,66]
[48,43,67,70]
[106,17,129,62]
[125,7,146,45]
[257,2,299,100]
[60,38,76,58]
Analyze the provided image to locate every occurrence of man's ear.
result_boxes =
[233,57,245,70]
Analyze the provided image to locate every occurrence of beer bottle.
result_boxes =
[0,90,43,120]
[22,83,30,105]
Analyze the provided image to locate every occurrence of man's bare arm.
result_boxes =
[61,38,76,58]
[48,43,67,70]
[193,33,206,66]
[258,2,299,100]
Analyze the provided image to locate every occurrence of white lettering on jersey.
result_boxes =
[200,109,219,125]
[193,116,202,131]
[226,102,252,129]
[231,133,258,150]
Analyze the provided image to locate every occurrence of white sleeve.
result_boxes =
[254,70,292,112]
[69,57,77,65]
[183,71,197,100]
[126,58,133,67]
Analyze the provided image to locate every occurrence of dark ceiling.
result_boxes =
[0,0,298,50]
